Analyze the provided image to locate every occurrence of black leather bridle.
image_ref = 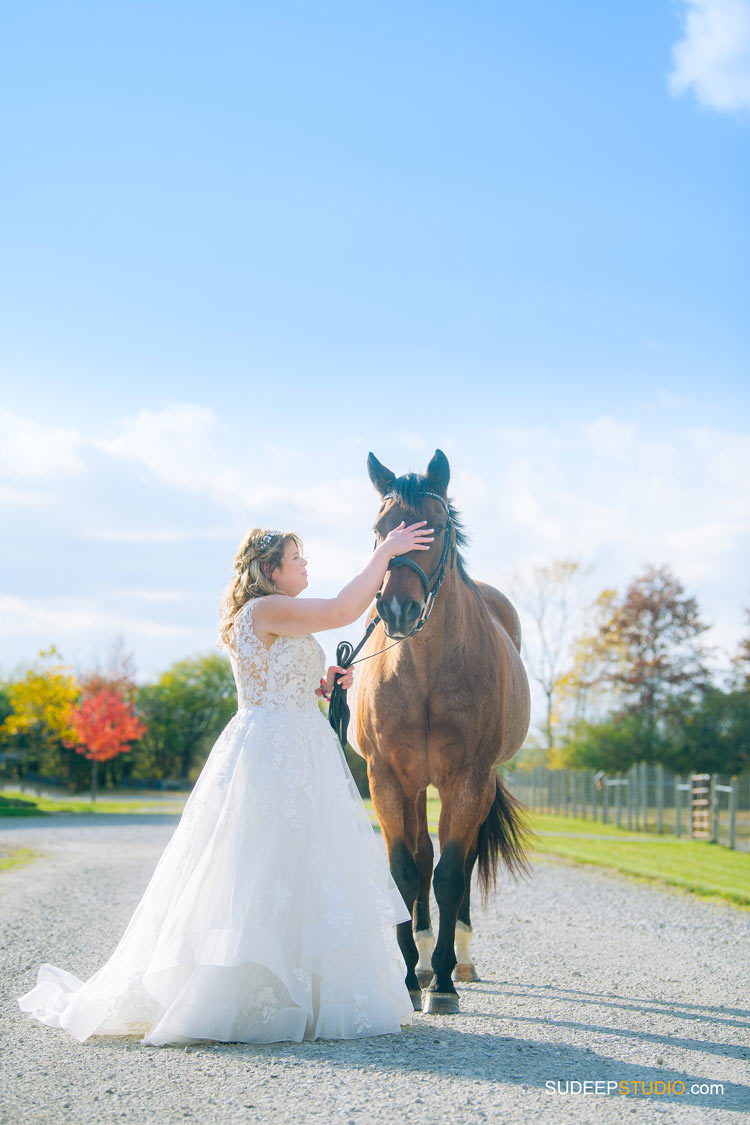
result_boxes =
[328,489,456,748]
[376,489,456,637]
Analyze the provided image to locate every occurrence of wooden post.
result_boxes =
[729,777,737,850]
[675,775,682,837]
[642,763,648,832]
[627,766,633,831]
[710,775,718,843]
[656,765,664,835]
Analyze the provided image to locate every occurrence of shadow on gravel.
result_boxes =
[475,982,750,1025]
[124,1027,748,1111]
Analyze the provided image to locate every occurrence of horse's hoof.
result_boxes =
[452,963,480,983]
[409,989,423,1011]
[422,991,460,1015]
[417,970,435,989]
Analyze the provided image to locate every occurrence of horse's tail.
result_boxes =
[477,774,533,898]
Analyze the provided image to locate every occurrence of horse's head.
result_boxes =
[368,448,456,639]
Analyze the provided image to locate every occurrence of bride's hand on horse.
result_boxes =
[383,521,434,558]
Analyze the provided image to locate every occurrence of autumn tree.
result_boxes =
[558,565,711,769]
[602,565,709,724]
[0,648,79,784]
[67,689,147,800]
[509,558,590,757]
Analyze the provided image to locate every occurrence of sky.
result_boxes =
[0,1,748,726]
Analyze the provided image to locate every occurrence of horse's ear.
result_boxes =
[425,449,450,495]
[367,452,396,497]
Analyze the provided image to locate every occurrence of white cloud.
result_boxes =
[0,409,86,482]
[669,0,750,113]
[100,403,247,501]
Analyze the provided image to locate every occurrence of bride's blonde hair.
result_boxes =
[218,528,303,646]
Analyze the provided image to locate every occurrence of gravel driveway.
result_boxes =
[1,816,748,1124]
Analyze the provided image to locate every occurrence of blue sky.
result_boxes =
[1,1,748,721]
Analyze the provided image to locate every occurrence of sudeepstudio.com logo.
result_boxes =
[545,1080,725,1097]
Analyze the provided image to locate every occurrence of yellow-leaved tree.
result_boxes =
[1,647,80,784]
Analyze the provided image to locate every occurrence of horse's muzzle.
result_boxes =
[376,593,423,639]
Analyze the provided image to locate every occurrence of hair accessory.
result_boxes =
[258,531,280,549]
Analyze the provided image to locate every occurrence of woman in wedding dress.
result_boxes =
[18,519,433,1045]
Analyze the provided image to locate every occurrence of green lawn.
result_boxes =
[0,791,187,817]
[363,799,750,909]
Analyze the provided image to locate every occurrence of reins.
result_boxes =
[328,490,456,750]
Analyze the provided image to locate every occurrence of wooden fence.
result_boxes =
[503,764,750,852]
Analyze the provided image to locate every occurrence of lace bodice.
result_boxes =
[228,598,325,711]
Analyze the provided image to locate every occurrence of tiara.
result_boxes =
[258,530,280,549]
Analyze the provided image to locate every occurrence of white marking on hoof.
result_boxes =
[455,920,473,965]
[415,928,435,976]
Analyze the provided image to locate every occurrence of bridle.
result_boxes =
[376,489,456,637]
[328,488,456,749]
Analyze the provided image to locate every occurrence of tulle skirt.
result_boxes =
[18,703,413,1045]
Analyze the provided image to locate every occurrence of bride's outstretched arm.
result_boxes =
[253,521,433,637]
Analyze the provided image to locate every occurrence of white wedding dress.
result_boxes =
[18,598,413,1045]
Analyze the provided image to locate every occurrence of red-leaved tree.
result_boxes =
[67,689,147,800]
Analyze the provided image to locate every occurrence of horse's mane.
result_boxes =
[384,473,474,587]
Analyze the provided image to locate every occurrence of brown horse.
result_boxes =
[355,449,531,1013]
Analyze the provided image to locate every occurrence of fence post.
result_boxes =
[591,772,597,822]
[657,765,664,835]
[675,775,682,837]
[729,777,737,850]
[710,775,718,843]
[602,780,608,825]
[627,766,633,831]
[642,763,649,832]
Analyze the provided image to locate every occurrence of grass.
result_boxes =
[0,791,187,817]
[530,813,750,908]
[363,799,750,909]
[0,845,39,872]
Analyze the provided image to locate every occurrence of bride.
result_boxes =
[18,519,433,1045]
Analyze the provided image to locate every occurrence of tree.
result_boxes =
[600,565,710,728]
[134,654,236,782]
[662,687,750,776]
[554,588,620,731]
[0,648,79,784]
[557,565,710,766]
[67,690,147,800]
[732,608,750,689]
[509,558,590,757]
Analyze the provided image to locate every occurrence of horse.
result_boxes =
[354,448,531,1014]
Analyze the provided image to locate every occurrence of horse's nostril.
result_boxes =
[402,599,421,625]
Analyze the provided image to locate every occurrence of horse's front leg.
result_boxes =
[367,758,422,1010]
[425,779,494,1014]
[413,789,435,988]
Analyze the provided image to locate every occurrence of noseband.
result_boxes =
[377,489,456,637]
